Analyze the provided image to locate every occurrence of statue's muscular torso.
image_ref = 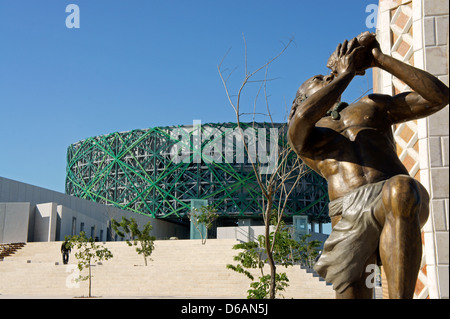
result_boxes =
[294,94,409,201]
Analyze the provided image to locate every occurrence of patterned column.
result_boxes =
[375,0,424,299]
[375,0,449,299]
[416,0,449,299]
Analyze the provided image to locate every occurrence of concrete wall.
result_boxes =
[34,203,57,242]
[57,204,107,241]
[217,225,275,242]
[0,202,32,243]
[217,225,328,249]
[0,176,188,243]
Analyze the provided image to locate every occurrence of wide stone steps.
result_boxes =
[0,240,335,298]
[0,242,26,260]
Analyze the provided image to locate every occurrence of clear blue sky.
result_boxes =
[0,0,376,194]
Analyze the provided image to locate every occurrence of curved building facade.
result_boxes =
[65,122,329,224]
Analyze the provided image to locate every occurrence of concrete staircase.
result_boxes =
[0,242,26,260]
[0,239,335,298]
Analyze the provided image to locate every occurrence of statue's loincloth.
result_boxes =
[314,180,385,294]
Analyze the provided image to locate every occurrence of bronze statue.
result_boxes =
[287,32,449,299]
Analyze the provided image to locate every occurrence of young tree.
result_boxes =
[218,35,309,298]
[248,273,290,299]
[188,205,219,245]
[227,217,321,299]
[66,232,113,298]
[226,241,264,281]
[296,234,322,268]
[111,217,155,266]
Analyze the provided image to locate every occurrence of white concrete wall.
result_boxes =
[0,202,32,243]
[217,225,328,248]
[217,225,274,242]
[34,203,57,242]
[0,176,189,243]
[57,204,108,241]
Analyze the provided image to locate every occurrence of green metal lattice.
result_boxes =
[65,122,329,223]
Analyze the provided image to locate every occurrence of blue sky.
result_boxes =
[0,0,376,194]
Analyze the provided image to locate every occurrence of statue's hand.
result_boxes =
[327,38,367,76]
[357,31,384,68]
[356,31,377,47]
[327,32,379,76]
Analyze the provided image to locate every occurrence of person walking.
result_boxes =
[61,240,71,264]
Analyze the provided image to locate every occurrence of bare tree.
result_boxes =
[218,35,310,299]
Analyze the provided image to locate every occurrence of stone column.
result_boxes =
[374,0,449,299]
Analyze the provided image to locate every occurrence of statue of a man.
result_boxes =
[287,32,449,299]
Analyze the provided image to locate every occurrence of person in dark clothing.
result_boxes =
[61,240,71,264]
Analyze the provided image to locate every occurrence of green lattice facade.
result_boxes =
[65,122,329,223]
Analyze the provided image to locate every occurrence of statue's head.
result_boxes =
[288,74,338,125]
[295,74,334,103]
